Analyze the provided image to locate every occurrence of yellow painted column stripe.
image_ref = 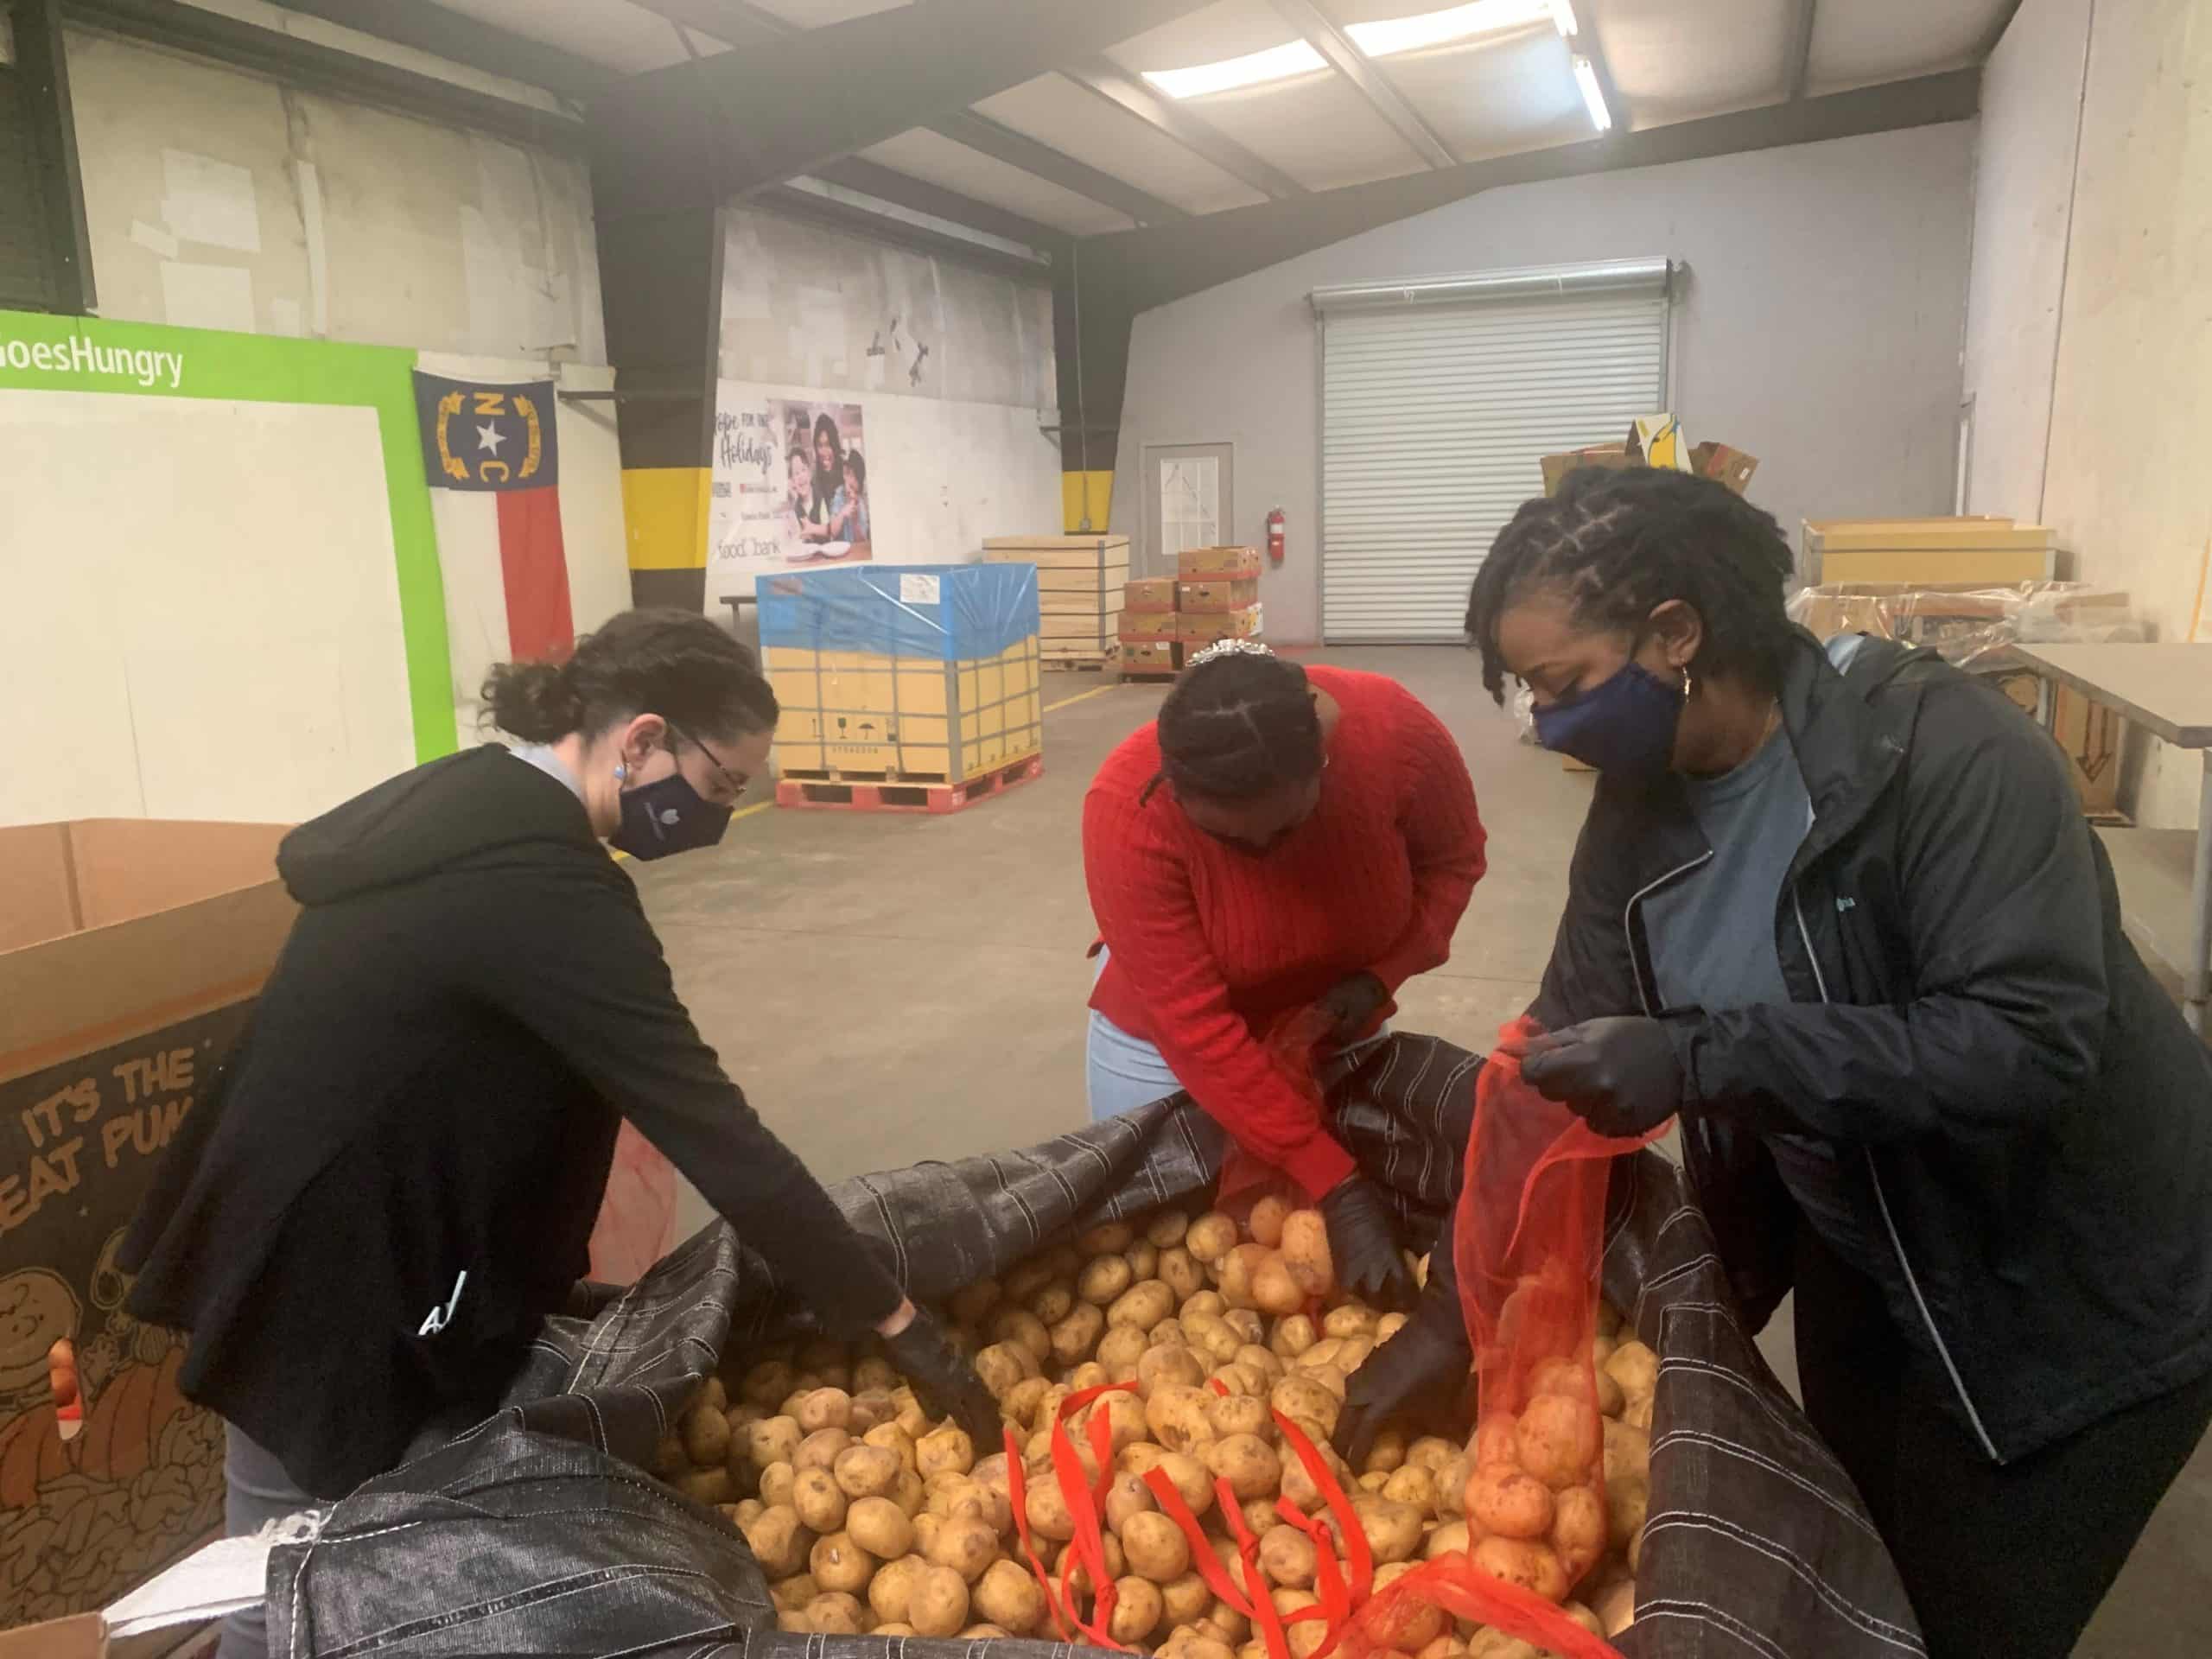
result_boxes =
[622,467,712,571]
[1060,469,1112,534]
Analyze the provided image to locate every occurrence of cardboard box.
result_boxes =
[2050,682,2126,823]
[764,639,1042,783]
[1177,545,1262,579]
[1542,420,1758,498]
[1176,577,1259,613]
[1124,578,1178,613]
[1801,518,2056,587]
[3,1529,270,1656]
[1119,640,1181,676]
[1178,604,1263,645]
[1117,613,1180,645]
[0,819,296,1627]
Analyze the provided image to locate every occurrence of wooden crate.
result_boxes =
[986,534,1128,668]
[1802,517,2056,587]
[764,637,1042,784]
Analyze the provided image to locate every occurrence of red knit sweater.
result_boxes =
[1083,666,1486,1198]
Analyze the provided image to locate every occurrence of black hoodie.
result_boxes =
[123,746,902,1497]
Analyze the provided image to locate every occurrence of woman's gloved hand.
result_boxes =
[1320,1176,1417,1313]
[1519,1015,1686,1137]
[1332,1283,1471,1467]
[883,1306,1003,1452]
[1316,971,1390,1045]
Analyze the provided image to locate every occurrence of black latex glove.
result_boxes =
[1519,1015,1686,1138]
[1320,1175,1417,1313]
[1332,1282,1471,1468]
[1317,971,1390,1046]
[884,1309,1002,1453]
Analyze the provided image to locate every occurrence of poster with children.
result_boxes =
[709,390,871,601]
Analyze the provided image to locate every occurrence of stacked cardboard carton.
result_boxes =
[1175,546,1263,648]
[1118,577,1180,676]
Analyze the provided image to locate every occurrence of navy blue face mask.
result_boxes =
[1531,659,1686,780]
[610,770,732,859]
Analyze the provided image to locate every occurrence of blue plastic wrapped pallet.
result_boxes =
[757,566,1044,785]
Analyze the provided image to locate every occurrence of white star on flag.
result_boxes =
[476,421,506,455]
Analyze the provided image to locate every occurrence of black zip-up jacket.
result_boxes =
[1535,631,2212,1463]
[123,746,903,1497]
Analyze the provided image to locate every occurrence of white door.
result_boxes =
[1144,442,1233,572]
[1320,293,1668,642]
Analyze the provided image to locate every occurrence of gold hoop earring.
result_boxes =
[1680,665,1694,700]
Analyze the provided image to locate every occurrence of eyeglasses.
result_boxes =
[668,721,749,802]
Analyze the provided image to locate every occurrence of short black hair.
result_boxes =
[482,609,778,745]
[1147,650,1321,804]
[842,449,866,492]
[1464,467,1796,702]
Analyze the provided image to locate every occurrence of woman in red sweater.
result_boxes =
[1083,641,1486,1306]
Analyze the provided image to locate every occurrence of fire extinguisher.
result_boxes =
[1266,505,1287,565]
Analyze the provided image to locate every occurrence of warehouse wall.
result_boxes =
[28,27,634,809]
[708,207,1062,602]
[64,26,604,361]
[1109,122,1978,644]
[1964,0,2212,830]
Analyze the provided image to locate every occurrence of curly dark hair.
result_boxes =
[481,609,778,744]
[1143,649,1322,804]
[1464,467,1796,703]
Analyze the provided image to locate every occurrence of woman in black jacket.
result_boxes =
[124,610,998,1659]
[1347,468,2212,1656]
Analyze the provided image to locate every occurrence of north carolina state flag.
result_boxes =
[413,369,573,663]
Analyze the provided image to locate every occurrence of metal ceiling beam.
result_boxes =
[760,183,1053,282]
[1266,0,1456,170]
[265,0,606,101]
[929,109,1186,223]
[624,0,790,46]
[1062,57,1308,200]
[1785,0,1818,100]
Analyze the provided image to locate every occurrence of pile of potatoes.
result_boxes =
[646,1194,1656,1657]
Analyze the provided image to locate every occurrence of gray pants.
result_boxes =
[217,1422,319,1659]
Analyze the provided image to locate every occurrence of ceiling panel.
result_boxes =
[426,0,705,72]
[855,129,1136,235]
[752,0,911,23]
[1181,73,1428,189]
[1592,0,1790,124]
[973,74,1268,215]
[1106,0,1308,75]
[1381,27,1590,160]
[1807,0,2008,92]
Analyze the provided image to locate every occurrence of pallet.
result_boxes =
[1119,670,1177,683]
[776,753,1043,815]
[1042,656,1117,673]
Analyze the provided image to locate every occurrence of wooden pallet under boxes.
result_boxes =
[758,565,1042,784]
[983,534,1128,668]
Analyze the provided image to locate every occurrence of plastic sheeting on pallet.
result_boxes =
[758,564,1041,662]
[265,1033,1920,1658]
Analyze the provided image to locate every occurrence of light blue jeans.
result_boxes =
[1084,949,1388,1123]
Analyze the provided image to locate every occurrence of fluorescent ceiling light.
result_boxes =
[1345,0,1553,57]
[1573,54,1612,130]
[1144,0,1567,99]
[1142,40,1327,99]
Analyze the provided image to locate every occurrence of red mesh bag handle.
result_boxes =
[1007,1381,1144,1649]
[1006,1425,1089,1643]
[1272,1409,1373,1606]
[1214,1471,1295,1659]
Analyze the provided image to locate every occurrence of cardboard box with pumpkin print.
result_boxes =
[0,820,295,1628]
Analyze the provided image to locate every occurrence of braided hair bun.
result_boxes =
[1150,645,1322,804]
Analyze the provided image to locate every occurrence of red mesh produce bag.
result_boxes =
[1345,1018,1669,1659]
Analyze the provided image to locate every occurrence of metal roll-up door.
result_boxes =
[1317,262,1670,643]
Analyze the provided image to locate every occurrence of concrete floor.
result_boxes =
[633,645,2210,1655]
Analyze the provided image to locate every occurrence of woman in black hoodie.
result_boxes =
[123,610,997,1659]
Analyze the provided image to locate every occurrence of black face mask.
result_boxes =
[609,770,733,860]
